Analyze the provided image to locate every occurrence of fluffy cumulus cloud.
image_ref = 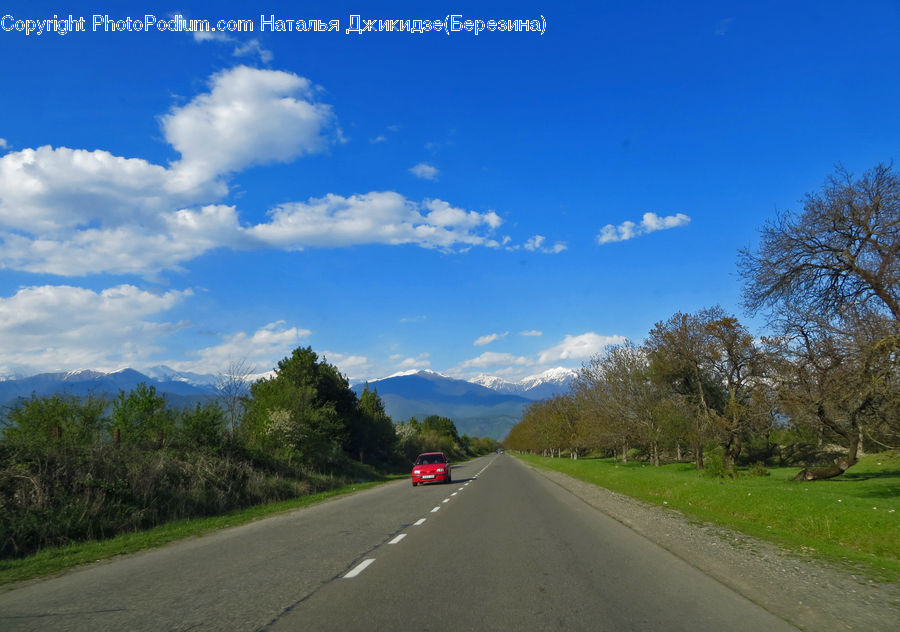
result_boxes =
[0,284,191,375]
[459,352,531,369]
[409,162,439,180]
[162,65,335,187]
[456,331,626,376]
[394,353,431,371]
[246,193,503,251]
[597,212,691,244]
[194,32,274,63]
[170,321,310,375]
[474,331,508,346]
[507,234,567,254]
[321,351,371,380]
[537,332,627,363]
[0,65,513,277]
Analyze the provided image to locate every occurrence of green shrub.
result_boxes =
[703,446,736,478]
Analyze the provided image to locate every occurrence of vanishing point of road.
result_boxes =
[0,454,797,631]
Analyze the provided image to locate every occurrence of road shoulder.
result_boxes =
[525,461,900,632]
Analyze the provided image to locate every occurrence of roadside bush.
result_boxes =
[747,461,770,477]
[703,446,737,478]
[0,443,314,559]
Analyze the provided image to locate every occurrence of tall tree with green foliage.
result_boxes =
[111,383,172,446]
[244,347,347,466]
[3,394,107,448]
[350,385,397,464]
[645,309,726,469]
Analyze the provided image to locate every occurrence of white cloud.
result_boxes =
[597,212,690,244]
[170,321,310,375]
[474,331,509,346]
[0,66,526,277]
[520,330,543,337]
[459,352,531,369]
[233,39,274,63]
[0,138,8,150]
[320,351,371,380]
[162,65,335,187]
[395,353,431,370]
[410,162,439,180]
[537,332,627,364]
[0,284,191,375]
[246,192,503,251]
[523,235,567,254]
[193,31,273,63]
[0,145,213,235]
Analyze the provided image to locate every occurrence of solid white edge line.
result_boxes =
[414,518,426,526]
[389,534,407,545]
[344,558,375,578]
[431,506,440,513]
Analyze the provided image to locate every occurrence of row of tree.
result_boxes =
[2,346,494,470]
[506,164,899,479]
[1,346,499,557]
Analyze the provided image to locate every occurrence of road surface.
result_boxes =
[0,454,797,631]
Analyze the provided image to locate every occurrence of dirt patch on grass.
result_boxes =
[533,466,900,631]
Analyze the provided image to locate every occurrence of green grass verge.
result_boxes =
[517,452,900,584]
[0,477,402,587]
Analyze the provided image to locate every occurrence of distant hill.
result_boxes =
[1,366,577,440]
[0,368,218,412]
[352,370,535,440]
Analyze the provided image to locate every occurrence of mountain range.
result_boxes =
[353,368,577,439]
[0,366,577,441]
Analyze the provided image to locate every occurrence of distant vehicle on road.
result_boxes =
[411,452,451,486]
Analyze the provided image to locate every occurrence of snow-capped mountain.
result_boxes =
[142,365,219,388]
[470,367,578,400]
[352,370,532,440]
[0,367,219,403]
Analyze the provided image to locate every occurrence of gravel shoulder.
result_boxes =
[529,464,900,632]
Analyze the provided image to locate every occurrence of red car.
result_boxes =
[411,452,451,486]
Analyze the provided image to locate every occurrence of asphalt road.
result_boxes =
[0,455,797,631]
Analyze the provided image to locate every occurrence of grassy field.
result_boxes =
[517,451,900,584]
[0,478,398,587]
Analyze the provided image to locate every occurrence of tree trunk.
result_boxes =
[793,425,860,481]
[622,444,628,463]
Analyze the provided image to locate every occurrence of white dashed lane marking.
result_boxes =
[414,518,426,526]
[344,559,375,578]
[431,506,440,513]
[389,534,407,545]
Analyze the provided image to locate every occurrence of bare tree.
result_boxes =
[740,163,900,479]
[740,163,900,326]
[216,358,255,435]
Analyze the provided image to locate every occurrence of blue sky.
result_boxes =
[1,1,898,383]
